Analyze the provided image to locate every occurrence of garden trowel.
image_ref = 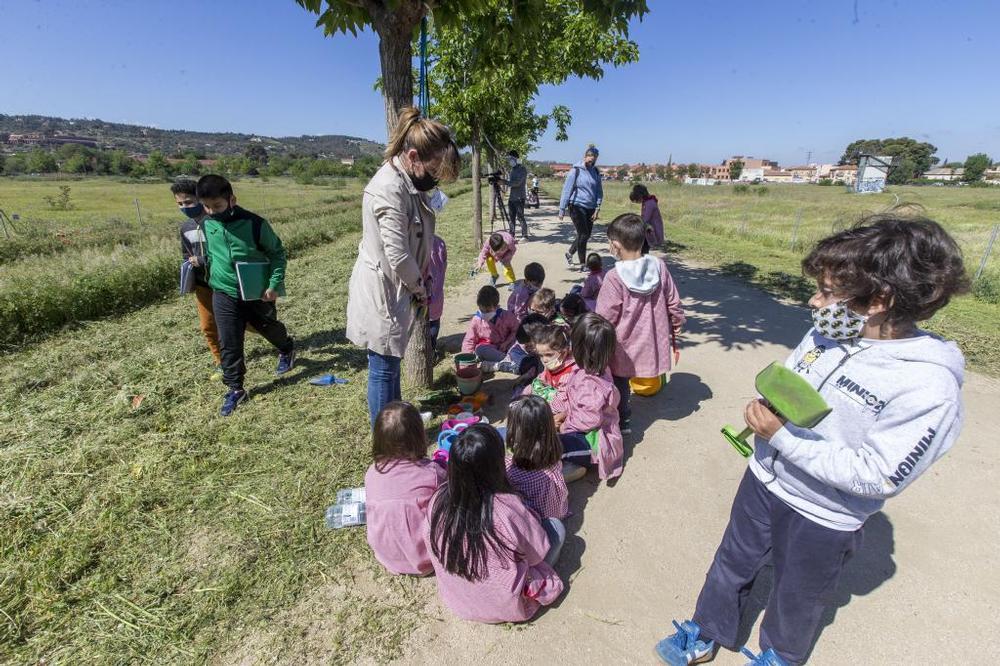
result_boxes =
[722,362,832,457]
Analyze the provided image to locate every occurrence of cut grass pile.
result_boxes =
[0,182,480,663]
[598,181,1000,374]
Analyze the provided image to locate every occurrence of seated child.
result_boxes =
[630,183,664,252]
[522,324,576,404]
[481,312,546,376]
[462,285,519,362]
[508,262,545,319]
[474,231,517,287]
[551,313,624,482]
[596,213,685,435]
[559,292,588,327]
[427,424,565,623]
[427,234,447,350]
[528,287,560,323]
[656,214,969,666]
[365,401,446,575]
[505,396,571,517]
[578,252,605,310]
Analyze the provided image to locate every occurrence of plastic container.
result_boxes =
[454,353,480,371]
[630,375,665,397]
[336,487,366,504]
[455,366,482,396]
[325,501,366,529]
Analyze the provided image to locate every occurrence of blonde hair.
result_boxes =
[529,288,557,314]
[385,107,461,182]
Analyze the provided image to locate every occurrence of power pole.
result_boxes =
[806,150,812,165]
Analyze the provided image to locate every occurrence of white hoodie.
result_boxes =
[749,327,965,531]
[615,255,660,294]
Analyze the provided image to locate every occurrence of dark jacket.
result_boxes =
[180,218,210,287]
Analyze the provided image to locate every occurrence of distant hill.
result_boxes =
[0,113,384,158]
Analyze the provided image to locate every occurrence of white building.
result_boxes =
[924,167,964,182]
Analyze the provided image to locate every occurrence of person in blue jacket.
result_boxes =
[558,144,604,269]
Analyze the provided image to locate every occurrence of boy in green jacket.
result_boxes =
[197,174,295,416]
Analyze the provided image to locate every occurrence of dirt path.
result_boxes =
[397,200,1000,665]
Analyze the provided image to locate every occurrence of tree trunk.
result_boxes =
[472,128,483,247]
[374,3,432,389]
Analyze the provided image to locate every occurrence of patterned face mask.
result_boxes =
[812,300,868,340]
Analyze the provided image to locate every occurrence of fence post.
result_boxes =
[134,198,143,226]
[789,208,803,250]
[974,223,1000,282]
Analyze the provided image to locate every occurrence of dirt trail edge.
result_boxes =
[395,200,998,665]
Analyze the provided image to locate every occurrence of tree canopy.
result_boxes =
[839,137,939,183]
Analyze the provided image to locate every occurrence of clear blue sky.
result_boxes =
[2,0,997,166]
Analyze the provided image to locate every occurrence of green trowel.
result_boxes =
[722,362,832,457]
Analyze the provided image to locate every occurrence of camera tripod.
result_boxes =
[489,174,510,233]
[0,209,20,239]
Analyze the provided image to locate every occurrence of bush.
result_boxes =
[817,178,833,186]
[755,186,769,196]
[973,274,1000,304]
[733,184,750,195]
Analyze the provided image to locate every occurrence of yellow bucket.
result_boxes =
[630,374,665,397]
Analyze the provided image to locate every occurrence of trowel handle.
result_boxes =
[721,425,755,458]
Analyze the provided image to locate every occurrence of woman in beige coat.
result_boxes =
[346,108,460,425]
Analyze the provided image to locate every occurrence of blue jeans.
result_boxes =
[367,349,402,426]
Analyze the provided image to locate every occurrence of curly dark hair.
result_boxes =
[802,209,969,325]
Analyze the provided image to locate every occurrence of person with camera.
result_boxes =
[559,144,603,268]
[505,150,529,239]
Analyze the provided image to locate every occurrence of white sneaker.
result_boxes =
[480,361,499,373]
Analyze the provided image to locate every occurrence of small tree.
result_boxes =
[686,163,701,178]
[729,159,744,181]
[963,153,991,182]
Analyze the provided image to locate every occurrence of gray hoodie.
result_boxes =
[749,327,965,531]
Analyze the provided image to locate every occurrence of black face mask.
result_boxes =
[210,204,235,222]
[410,167,439,192]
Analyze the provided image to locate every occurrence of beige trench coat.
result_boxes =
[346,156,436,357]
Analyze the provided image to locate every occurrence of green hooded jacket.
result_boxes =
[204,206,286,299]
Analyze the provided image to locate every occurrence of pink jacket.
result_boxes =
[642,196,665,246]
[507,282,539,320]
[506,457,569,520]
[596,256,685,378]
[477,231,517,269]
[427,235,447,321]
[365,458,447,575]
[426,492,564,623]
[551,366,624,480]
[580,269,605,311]
[461,308,519,353]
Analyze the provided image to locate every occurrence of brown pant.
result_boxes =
[193,284,222,365]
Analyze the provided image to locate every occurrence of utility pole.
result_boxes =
[806,150,813,165]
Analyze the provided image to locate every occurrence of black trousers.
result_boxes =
[567,204,596,264]
[212,291,294,390]
[508,199,527,237]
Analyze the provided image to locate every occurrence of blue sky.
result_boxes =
[2,0,997,166]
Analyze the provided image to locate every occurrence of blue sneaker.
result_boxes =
[220,389,247,416]
[276,348,296,375]
[655,620,717,665]
[740,647,788,666]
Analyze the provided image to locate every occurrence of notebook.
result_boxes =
[234,261,285,300]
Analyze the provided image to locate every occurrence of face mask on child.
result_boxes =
[543,354,566,372]
[181,203,204,219]
[812,301,869,340]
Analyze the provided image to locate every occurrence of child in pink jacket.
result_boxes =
[473,231,518,287]
[505,396,571,516]
[578,252,606,310]
[507,262,545,319]
[551,313,624,481]
[630,183,665,251]
[365,401,447,575]
[462,285,520,362]
[426,424,565,623]
[596,214,685,435]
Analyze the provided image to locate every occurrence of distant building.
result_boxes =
[828,164,857,185]
[786,165,817,182]
[923,167,964,182]
[551,163,573,178]
[7,132,98,148]
[684,176,719,186]
[762,169,794,183]
[725,156,779,171]
[738,167,765,182]
[340,156,355,166]
[984,166,1000,184]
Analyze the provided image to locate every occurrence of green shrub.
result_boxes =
[733,184,750,195]
[973,273,1000,304]
[755,186,769,196]
[817,178,833,186]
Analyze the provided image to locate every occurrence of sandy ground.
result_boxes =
[383,199,1000,666]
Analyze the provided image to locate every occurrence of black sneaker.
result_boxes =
[276,347,296,375]
[620,418,632,435]
[220,389,248,416]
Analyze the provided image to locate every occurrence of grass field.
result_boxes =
[0,177,482,663]
[2,175,998,663]
[596,181,1000,374]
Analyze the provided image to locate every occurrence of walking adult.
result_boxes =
[506,150,529,238]
[559,144,604,268]
[346,107,460,425]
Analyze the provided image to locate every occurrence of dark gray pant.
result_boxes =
[613,375,632,425]
[567,204,596,264]
[693,469,862,665]
[213,291,294,390]
[508,199,527,237]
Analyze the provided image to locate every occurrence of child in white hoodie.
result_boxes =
[596,213,685,434]
[655,213,969,666]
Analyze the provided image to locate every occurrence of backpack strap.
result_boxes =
[568,166,581,207]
